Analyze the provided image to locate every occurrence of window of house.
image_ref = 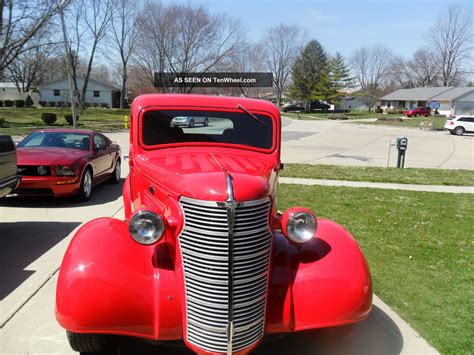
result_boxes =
[93,91,100,97]
[53,89,60,96]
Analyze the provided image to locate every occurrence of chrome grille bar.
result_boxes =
[179,191,272,353]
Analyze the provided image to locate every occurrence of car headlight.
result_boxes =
[55,165,76,176]
[281,208,317,243]
[129,210,165,245]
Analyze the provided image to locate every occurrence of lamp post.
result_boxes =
[58,0,77,129]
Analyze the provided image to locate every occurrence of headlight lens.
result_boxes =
[55,165,76,176]
[129,211,165,245]
[282,208,317,243]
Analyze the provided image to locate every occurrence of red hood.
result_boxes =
[135,148,278,202]
[16,147,89,166]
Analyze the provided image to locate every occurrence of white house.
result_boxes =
[380,87,474,116]
[38,77,120,108]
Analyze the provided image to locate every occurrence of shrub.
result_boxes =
[64,114,79,125]
[0,101,3,107]
[14,99,25,108]
[38,101,47,107]
[4,100,14,107]
[24,95,34,108]
[375,106,383,113]
[48,101,56,107]
[41,113,57,125]
[0,118,5,127]
[328,113,349,120]
[100,103,108,108]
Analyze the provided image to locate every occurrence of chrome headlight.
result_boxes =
[129,211,165,245]
[282,208,317,243]
[55,165,76,176]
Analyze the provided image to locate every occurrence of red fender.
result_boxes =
[266,219,372,333]
[55,217,182,340]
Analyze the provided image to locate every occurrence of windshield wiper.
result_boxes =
[237,104,269,128]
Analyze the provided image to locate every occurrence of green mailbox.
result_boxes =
[395,136,408,168]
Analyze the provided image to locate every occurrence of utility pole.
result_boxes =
[58,0,77,129]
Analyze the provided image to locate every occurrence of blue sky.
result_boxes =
[196,0,473,59]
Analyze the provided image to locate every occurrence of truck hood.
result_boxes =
[136,149,278,202]
[16,147,89,166]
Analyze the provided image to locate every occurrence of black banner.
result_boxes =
[154,72,273,88]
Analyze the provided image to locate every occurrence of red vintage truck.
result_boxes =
[56,94,372,354]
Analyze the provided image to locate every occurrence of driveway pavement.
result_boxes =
[281,117,473,169]
[0,127,445,354]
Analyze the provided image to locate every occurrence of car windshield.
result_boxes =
[141,110,274,150]
[17,132,91,151]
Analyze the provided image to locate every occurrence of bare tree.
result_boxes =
[109,0,139,108]
[350,45,393,96]
[0,0,65,75]
[5,38,60,91]
[408,49,440,87]
[135,2,242,93]
[64,0,112,110]
[428,3,473,86]
[261,24,304,107]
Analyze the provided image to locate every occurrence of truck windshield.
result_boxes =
[141,110,274,150]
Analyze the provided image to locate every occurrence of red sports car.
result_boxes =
[15,129,121,201]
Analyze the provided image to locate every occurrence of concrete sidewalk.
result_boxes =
[279,177,474,194]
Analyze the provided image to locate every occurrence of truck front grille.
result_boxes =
[179,196,272,353]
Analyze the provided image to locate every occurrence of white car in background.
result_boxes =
[444,116,474,136]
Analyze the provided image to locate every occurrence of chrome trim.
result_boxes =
[178,188,272,353]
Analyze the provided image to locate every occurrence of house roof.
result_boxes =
[380,87,474,102]
[38,77,120,91]
[456,91,474,102]
[380,87,451,101]
[430,87,474,101]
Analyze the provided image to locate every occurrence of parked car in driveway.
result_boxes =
[15,129,121,201]
[444,115,474,135]
[0,135,21,198]
[403,107,431,117]
[282,103,305,112]
[56,94,372,354]
[171,116,209,128]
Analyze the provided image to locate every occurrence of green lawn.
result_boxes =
[281,164,474,186]
[355,116,447,129]
[0,107,128,135]
[278,185,473,354]
[283,111,402,120]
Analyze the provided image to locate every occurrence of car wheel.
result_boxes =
[203,118,209,127]
[415,113,419,117]
[109,158,121,184]
[67,331,106,352]
[454,126,465,136]
[77,168,92,201]
[449,130,456,135]
[188,119,195,128]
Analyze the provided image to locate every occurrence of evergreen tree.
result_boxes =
[290,40,328,104]
[24,95,34,108]
[327,52,354,107]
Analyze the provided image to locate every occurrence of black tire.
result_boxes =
[77,168,93,202]
[188,119,195,128]
[454,126,465,136]
[449,130,456,135]
[67,331,105,352]
[109,158,121,184]
[203,118,209,127]
[415,113,419,117]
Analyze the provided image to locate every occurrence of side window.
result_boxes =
[467,118,474,123]
[93,135,107,150]
[53,89,60,96]
[93,91,100,97]
[458,118,466,122]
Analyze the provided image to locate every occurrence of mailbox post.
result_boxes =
[395,136,408,168]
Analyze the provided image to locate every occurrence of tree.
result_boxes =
[428,3,473,86]
[290,40,330,104]
[135,2,242,93]
[261,24,304,107]
[0,0,65,74]
[110,0,139,108]
[349,45,393,109]
[329,52,354,91]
